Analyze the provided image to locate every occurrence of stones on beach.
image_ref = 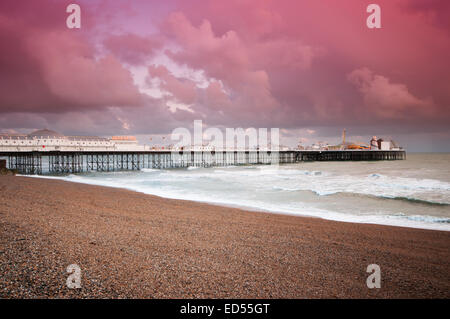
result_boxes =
[0,175,449,298]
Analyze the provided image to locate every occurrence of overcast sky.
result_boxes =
[0,0,449,152]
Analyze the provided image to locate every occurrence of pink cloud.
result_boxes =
[103,33,162,65]
[348,67,434,119]
[28,32,143,108]
[165,12,250,83]
[148,65,197,105]
[0,1,143,113]
[163,12,283,123]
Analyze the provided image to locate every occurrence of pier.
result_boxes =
[0,150,406,175]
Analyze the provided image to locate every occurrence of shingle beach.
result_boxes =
[1,176,449,298]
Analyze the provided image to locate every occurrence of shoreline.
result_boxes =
[20,173,450,232]
[1,175,449,298]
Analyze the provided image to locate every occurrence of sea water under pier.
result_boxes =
[0,150,406,175]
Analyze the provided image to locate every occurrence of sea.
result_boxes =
[24,153,450,231]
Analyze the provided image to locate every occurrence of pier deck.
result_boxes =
[0,150,406,175]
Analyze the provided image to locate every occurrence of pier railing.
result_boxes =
[0,150,406,175]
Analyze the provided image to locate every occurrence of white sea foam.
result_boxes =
[140,168,160,173]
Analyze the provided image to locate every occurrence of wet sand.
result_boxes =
[0,175,449,298]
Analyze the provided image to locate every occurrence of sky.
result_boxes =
[0,0,449,151]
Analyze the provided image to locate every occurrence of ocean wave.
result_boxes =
[309,191,450,206]
[140,168,160,173]
[268,173,450,202]
[387,214,450,224]
[378,195,449,206]
[272,186,303,192]
[364,174,450,192]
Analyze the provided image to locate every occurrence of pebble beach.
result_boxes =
[1,175,449,298]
